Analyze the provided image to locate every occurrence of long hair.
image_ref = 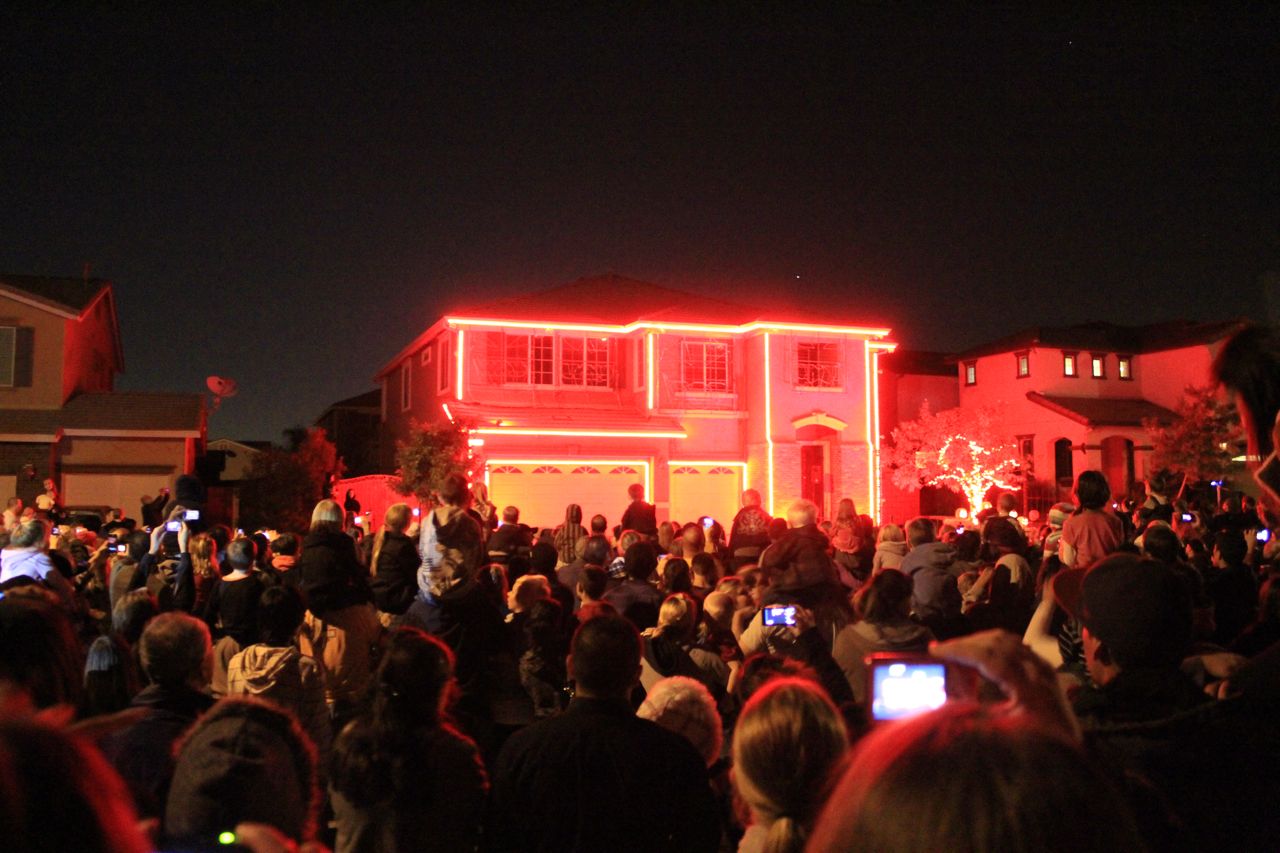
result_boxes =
[731,677,848,853]
[836,497,858,524]
[853,569,913,623]
[555,503,585,564]
[372,503,411,571]
[188,533,217,580]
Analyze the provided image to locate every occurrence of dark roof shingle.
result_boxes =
[1026,392,1177,428]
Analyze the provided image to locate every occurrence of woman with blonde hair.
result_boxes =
[732,677,848,853]
[187,533,218,615]
[871,523,907,573]
[553,503,587,567]
[370,503,420,625]
[295,498,381,719]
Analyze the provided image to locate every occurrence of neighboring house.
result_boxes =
[0,275,205,513]
[878,349,962,522]
[950,320,1244,508]
[199,438,272,528]
[314,390,381,476]
[376,274,895,528]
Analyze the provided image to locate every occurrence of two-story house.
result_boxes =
[0,275,205,513]
[376,275,895,528]
[951,320,1243,507]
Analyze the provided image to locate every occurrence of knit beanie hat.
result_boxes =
[1047,503,1074,529]
[638,675,723,767]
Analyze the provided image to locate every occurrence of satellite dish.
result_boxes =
[206,376,239,412]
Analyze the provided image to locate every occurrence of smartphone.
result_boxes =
[184,509,200,521]
[1257,529,1272,543]
[762,605,797,627]
[701,517,714,529]
[867,654,950,722]
[412,507,421,517]
[166,521,181,532]
[1180,512,1194,523]
[108,534,119,545]
[353,515,364,526]
[50,525,61,535]
[115,544,128,554]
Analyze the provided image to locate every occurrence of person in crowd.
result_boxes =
[604,541,664,629]
[657,520,677,556]
[82,633,137,717]
[112,588,158,651]
[164,695,321,849]
[330,627,488,853]
[620,482,658,537]
[898,517,963,638]
[296,499,381,718]
[553,503,588,566]
[664,522,706,578]
[1140,524,1215,641]
[1206,529,1257,647]
[0,720,152,853]
[488,614,719,852]
[871,523,907,572]
[1138,470,1178,528]
[0,593,83,713]
[471,481,498,538]
[690,551,720,601]
[732,676,848,853]
[829,497,865,583]
[34,477,59,521]
[641,592,730,701]
[99,612,215,819]
[2,497,22,531]
[518,597,569,720]
[1038,502,1074,561]
[961,516,1034,633]
[140,488,169,530]
[406,476,502,743]
[269,530,301,586]
[728,489,772,570]
[747,499,850,644]
[832,569,934,704]
[557,534,610,609]
[227,584,331,767]
[185,531,218,614]
[1,519,71,600]
[507,573,551,633]
[576,565,614,621]
[201,537,267,695]
[1215,324,1280,518]
[369,502,421,622]
[1233,575,1280,657]
[637,675,723,769]
[589,512,609,539]
[1060,471,1124,569]
[488,505,531,564]
[660,556,693,595]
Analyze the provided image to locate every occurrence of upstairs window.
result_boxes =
[438,337,451,392]
[1015,351,1030,378]
[796,341,841,388]
[1063,352,1078,378]
[963,361,977,386]
[501,333,555,386]
[1118,355,1133,380]
[0,326,14,387]
[1090,353,1106,379]
[399,362,412,411]
[680,339,732,392]
[561,336,613,388]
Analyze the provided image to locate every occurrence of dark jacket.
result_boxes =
[404,577,505,719]
[900,542,963,634]
[98,683,215,819]
[728,505,772,555]
[602,578,663,629]
[297,530,372,615]
[620,500,658,536]
[369,530,420,615]
[759,523,837,591]
[488,696,720,853]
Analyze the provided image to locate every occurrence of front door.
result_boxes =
[801,444,825,518]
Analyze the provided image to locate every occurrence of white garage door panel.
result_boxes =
[669,466,741,529]
[63,473,174,515]
[487,465,642,531]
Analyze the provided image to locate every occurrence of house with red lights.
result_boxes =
[375,275,895,528]
[949,320,1243,508]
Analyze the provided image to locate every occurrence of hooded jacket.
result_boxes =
[871,540,908,572]
[0,546,57,584]
[833,618,935,704]
[297,530,372,615]
[226,644,331,762]
[899,541,962,628]
[369,530,420,614]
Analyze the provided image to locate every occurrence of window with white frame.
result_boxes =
[796,341,841,388]
[1090,353,1106,379]
[0,326,14,387]
[1118,355,1133,380]
[963,361,977,386]
[500,333,555,386]
[1063,352,1078,377]
[1015,351,1030,378]
[680,339,731,392]
[399,362,412,411]
[561,336,612,387]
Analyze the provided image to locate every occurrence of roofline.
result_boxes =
[1025,391,1092,426]
[61,428,202,439]
[0,433,59,443]
[0,284,82,319]
[86,286,126,374]
[374,317,449,380]
[206,438,269,453]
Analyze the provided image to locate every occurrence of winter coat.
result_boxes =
[297,530,372,616]
[759,524,838,591]
[369,531,420,615]
[871,540,907,572]
[227,643,331,763]
[900,542,963,634]
[832,618,935,704]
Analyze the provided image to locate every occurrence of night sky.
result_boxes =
[2,6,1276,441]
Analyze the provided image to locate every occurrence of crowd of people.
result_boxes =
[3,323,1280,852]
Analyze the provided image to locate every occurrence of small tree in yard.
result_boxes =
[393,419,473,503]
[1145,385,1242,489]
[884,402,1022,515]
[239,427,344,533]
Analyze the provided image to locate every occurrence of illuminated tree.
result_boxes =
[240,427,344,532]
[1145,385,1241,487]
[884,402,1021,515]
[393,419,474,502]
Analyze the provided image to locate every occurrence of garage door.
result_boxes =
[486,463,646,531]
[668,465,742,529]
[63,473,175,516]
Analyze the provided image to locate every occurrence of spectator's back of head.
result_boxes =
[1213,529,1248,566]
[854,569,913,622]
[502,505,520,524]
[906,517,936,548]
[257,585,306,646]
[9,519,46,549]
[809,704,1142,853]
[1141,524,1183,565]
[373,627,455,729]
[139,612,211,690]
[786,499,818,528]
[0,596,83,709]
[271,531,300,557]
[438,472,471,507]
[310,500,344,534]
[568,613,641,698]
[1074,471,1111,511]
[638,675,723,767]
[582,534,611,566]
[111,589,158,647]
[624,541,659,581]
[224,537,256,572]
[628,483,645,501]
[579,565,609,602]
[590,514,608,535]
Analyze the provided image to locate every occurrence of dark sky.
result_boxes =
[2,6,1276,441]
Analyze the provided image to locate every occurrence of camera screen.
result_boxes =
[115,544,128,553]
[871,662,948,721]
[762,605,797,627]
[184,509,200,521]
[166,521,181,532]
